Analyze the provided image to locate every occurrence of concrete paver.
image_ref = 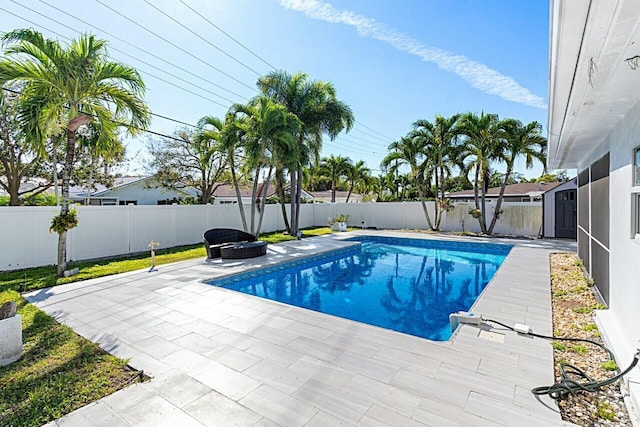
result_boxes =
[27,232,577,426]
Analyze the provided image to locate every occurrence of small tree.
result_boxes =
[148,120,227,204]
[0,88,53,205]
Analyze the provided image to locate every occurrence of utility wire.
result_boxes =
[176,0,395,144]
[9,1,396,153]
[354,119,395,141]
[143,0,262,76]
[351,126,394,143]
[2,77,195,142]
[179,0,277,70]
[5,4,234,110]
[93,0,258,93]
[30,0,248,100]
[341,132,388,149]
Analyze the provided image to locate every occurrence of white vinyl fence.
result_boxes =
[0,201,541,271]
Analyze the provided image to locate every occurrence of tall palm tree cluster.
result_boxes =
[0,29,546,276]
[382,112,547,234]
[0,30,355,275]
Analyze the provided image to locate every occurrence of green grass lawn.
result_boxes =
[0,290,143,427]
[0,227,340,293]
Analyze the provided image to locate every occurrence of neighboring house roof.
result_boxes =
[212,183,314,200]
[72,176,194,199]
[448,182,563,198]
[0,177,52,196]
[309,190,362,202]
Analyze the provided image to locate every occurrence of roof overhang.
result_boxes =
[548,0,640,170]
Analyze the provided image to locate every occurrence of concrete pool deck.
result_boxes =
[27,231,578,427]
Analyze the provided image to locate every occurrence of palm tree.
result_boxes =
[457,112,507,234]
[410,115,461,230]
[217,112,249,231]
[230,96,301,236]
[320,155,352,202]
[345,160,371,202]
[487,120,546,234]
[381,136,435,229]
[0,29,150,276]
[257,70,354,236]
[191,116,229,204]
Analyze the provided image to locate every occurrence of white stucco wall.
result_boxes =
[542,179,577,238]
[592,101,640,408]
[98,180,192,205]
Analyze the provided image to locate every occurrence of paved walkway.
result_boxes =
[27,232,578,427]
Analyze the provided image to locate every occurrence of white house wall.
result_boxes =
[595,101,640,401]
[99,180,191,205]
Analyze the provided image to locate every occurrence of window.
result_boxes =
[634,146,640,187]
[634,193,640,238]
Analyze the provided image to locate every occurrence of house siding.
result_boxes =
[97,180,192,205]
[575,101,640,413]
[576,153,610,304]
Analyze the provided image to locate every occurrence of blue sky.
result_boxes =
[0,0,552,179]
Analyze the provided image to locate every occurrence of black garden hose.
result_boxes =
[484,318,639,401]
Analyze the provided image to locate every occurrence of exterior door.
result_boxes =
[555,189,577,239]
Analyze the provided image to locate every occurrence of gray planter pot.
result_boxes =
[0,315,22,366]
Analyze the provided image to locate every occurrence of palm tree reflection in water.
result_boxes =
[221,239,508,340]
[380,253,496,339]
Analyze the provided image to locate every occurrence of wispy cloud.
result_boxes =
[279,0,547,109]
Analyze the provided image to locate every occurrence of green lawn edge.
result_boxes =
[0,291,143,427]
[0,227,345,293]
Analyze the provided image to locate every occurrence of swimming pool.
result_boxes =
[208,236,512,340]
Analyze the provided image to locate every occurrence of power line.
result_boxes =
[8,1,395,154]
[143,0,262,77]
[93,0,258,93]
[354,119,395,141]
[340,132,388,149]
[1,87,192,143]
[6,3,236,110]
[179,0,277,70]
[30,0,248,100]
[175,0,395,143]
[350,125,394,144]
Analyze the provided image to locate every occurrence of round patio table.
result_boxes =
[219,241,268,259]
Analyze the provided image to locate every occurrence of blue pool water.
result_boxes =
[208,236,511,340]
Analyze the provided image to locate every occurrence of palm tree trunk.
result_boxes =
[275,168,290,233]
[346,182,354,203]
[57,128,76,277]
[201,171,209,204]
[294,165,303,234]
[290,168,298,236]
[488,165,512,234]
[52,140,59,206]
[480,165,489,233]
[434,163,441,230]
[331,180,337,203]
[256,165,273,237]
[86,154,95,205]
[416,180,434,230]
[250,165,262,235]
[229,157,248,232]
[472,163,487,234]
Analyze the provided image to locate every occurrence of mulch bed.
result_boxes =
[549,253,632,426]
